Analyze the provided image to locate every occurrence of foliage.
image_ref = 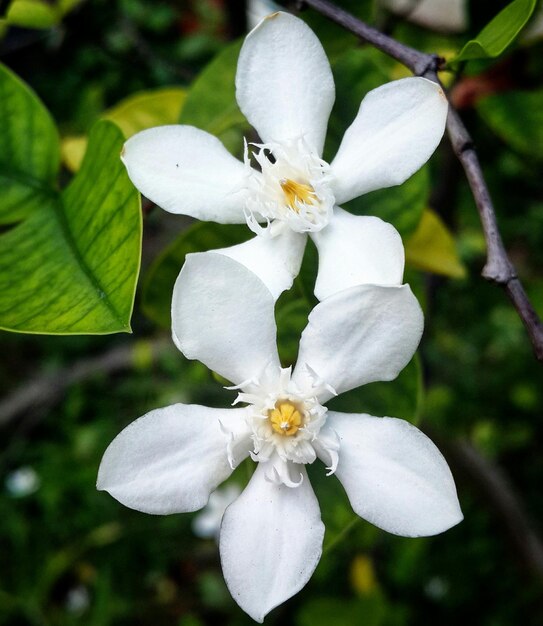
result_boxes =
[476,89,543,160]
[1,0,81,30]
[450,0,538,64]
[0,64,141,334]
[405,209,466,279]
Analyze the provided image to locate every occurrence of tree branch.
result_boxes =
[437,436,543,581]
[283,0,543,361]
[0,336,172,428]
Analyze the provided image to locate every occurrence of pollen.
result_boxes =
[269,401,303,436]
[280,179,316,212]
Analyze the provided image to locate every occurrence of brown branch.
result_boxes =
[290,0,441,74]
[0,336,172,428]
[283,0,543,361]
[437,436,543,581]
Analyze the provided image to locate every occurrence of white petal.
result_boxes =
[220,463,324,622]
[122,125,248,222]
[330,78,448,204]
[214,226,307,300]
[311,208,404,300]
[97,404,251,515]
[172,253,280,386]
[327,411,463,536]
[236,11,335,155]
[292,284,423,402]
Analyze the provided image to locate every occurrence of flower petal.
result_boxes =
[97,404,251,515]
[326,411,463,536]
[236,11,335,155]
[330,78,448,204]
[311,208,404,300]
[220,463,324,622]
[172,252,280,386]
[122,125,248,222]
[214,226,307,300]
[292,284,423,402]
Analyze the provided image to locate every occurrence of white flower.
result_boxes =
[97,254,463,623]
[121,11,448,302]
[523,7,543,43]
[65,586,91,615]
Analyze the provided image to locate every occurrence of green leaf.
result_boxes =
[451,0,537,64]
[4,0,81,28]
[477,89,543,160]
[0,63,59,224]
[142,221,248,328]
[0,63,141,334]
[6,0,59,28]
[180,38,249,154]
[0,121,141,334]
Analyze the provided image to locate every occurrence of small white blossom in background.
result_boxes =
[522,7,543,43]
[121,11,448,303]
[65,585,91,615]
[192,484,242,541]
[382,0,468,33]
[98,255,463,623]
[424,576,450,601]
[5,466,40,497]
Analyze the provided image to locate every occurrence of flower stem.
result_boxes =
[322,516,361,556]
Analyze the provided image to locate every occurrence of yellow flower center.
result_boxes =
[280,178,316,212]
[269,400,303,437]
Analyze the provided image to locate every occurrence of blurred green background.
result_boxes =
[1,0,543,624]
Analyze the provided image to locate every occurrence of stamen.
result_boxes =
[280,179,316,212]
[269,400,303,436]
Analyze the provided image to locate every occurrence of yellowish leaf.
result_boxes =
[58,0,83,16]
[6,0,58,28]
[61,87,186,172]
[405,208,466,278]
[350,555,379,596]
[61,135,87,172]
[104,87,186,138]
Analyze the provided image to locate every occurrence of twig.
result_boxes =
[281,0,543,361]
[322,515,360,556]
[437,436,543,580]
[0,336,172,427]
